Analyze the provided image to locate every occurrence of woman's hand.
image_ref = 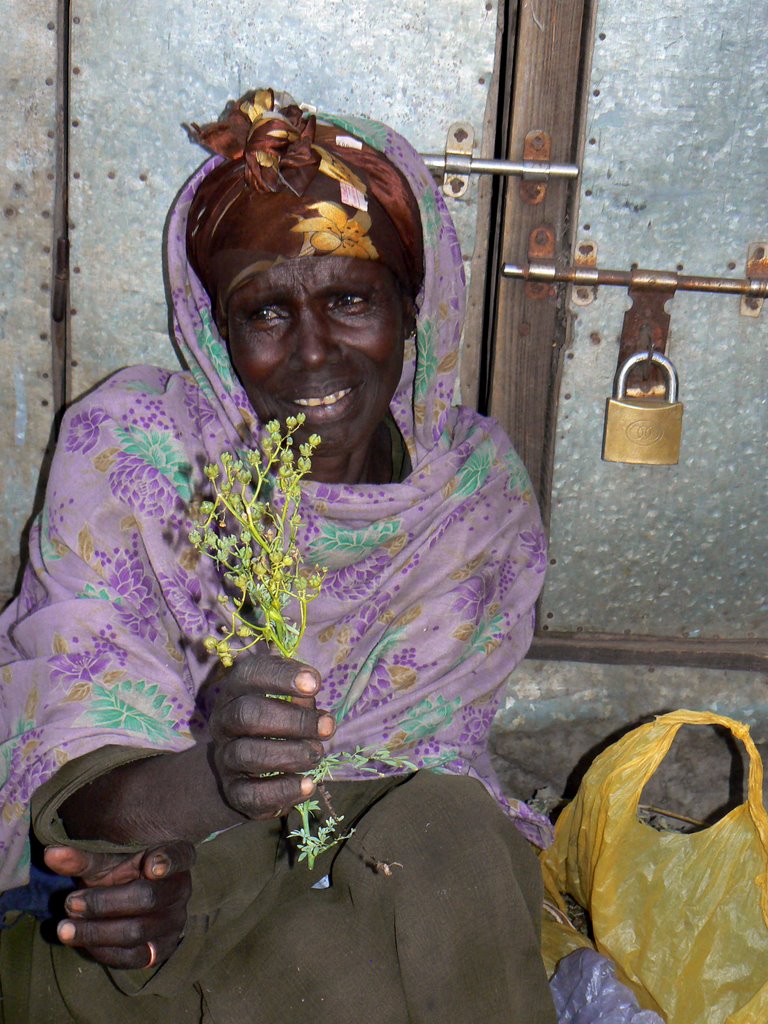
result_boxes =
[44,841,195,970]
[209,650,336,819]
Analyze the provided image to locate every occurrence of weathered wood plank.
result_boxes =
[489,0,591,509]
[529,632,768,672]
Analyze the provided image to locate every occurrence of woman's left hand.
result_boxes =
[44,840,195,970]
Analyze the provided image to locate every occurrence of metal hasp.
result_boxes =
[502,255,768,393]
[421,125,578,198]
[501,259,768,303]
[603,351,684,465]
[618,272,676,395]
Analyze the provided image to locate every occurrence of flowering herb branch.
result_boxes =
[190,415,415,868]
[189,416,325,665]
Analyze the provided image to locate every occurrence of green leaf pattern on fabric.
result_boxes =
[504,448,533,497]
[419,749,460,769]
[0,713,36,786]
[186,361,219,411]
[77,583,119,603]
[334,628,406,723]
[120,379,166,395]
[197,307,235,390]
[414,320,438,400]
[39,507,62,564]
[398,695,462,744]
[454,441,494,498]
[308,519,402,561]
[114,426,192,501]
[459,612,508,663]
[320,113,391,152]
[419,188,443,241]
[85,680,177,744]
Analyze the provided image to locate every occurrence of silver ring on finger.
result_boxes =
[144,940,158,969]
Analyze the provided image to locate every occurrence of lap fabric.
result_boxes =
[1,771,556,1023]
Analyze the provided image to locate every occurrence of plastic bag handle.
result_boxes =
[614,710,768,924]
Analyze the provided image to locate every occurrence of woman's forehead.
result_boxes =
[228,256,400,304]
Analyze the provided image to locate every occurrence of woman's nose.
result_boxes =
[293,309,338,368]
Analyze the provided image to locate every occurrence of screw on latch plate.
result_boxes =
[441,122,475,198]
[525,224,556,300]
[572,240,598,306]
[740,242,767,318]
[520,130,551,205]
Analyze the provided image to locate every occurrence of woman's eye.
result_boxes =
[249,305,282,323]
[331,293,366,310]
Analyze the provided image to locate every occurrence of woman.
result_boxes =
[0,90,555,1022]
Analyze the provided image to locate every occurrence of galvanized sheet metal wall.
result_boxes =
[1,4,58,601]
[540,0,767,641]
[2,0,498,599]
[66,0,497,398]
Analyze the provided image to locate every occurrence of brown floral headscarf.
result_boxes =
[186,89,424,324]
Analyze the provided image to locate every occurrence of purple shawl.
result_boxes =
[0,110,551,892]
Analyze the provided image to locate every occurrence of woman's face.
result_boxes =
[226,256,412,485]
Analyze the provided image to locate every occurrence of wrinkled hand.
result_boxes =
[44,840,195,970]
[209,649,335,820]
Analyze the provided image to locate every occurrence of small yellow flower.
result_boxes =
[293,202,379,260]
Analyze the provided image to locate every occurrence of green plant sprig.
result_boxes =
[290,748,417,868]
[189,416,325,665]
[190,415,415,869]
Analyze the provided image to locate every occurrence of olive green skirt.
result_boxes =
[1,771,555,1024]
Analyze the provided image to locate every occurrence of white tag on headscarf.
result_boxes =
[336,135,364,150]
[340,181,369,212]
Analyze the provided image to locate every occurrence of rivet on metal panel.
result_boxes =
[525,224,555,300]
[740,242,767,318]
[572,240,598,306]
[520,129,551,205]
[441,122,475,198]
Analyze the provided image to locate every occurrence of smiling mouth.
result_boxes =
[293,387,352,408]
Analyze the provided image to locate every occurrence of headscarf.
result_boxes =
[0,96,551,894]
[186,89,423,324]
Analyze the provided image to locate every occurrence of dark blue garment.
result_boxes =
[0,862,74,927]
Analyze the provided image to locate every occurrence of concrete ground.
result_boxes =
[490,659,768,824]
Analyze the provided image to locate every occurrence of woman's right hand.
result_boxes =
[45,841,194,970]
[208,650,336,820]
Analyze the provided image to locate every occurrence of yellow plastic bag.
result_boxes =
[540,710,768,1024]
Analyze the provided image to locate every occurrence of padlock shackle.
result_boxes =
[615,350,678,403]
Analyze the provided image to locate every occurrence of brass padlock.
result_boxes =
[602,351,683,465]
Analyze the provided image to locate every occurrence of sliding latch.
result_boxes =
[422,126,578,198]
[506,231,768,393]
[503,241,768,318]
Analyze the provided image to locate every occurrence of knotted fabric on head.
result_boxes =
[187,89,423,325]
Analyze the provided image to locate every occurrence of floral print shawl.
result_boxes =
[0,111,551,892]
